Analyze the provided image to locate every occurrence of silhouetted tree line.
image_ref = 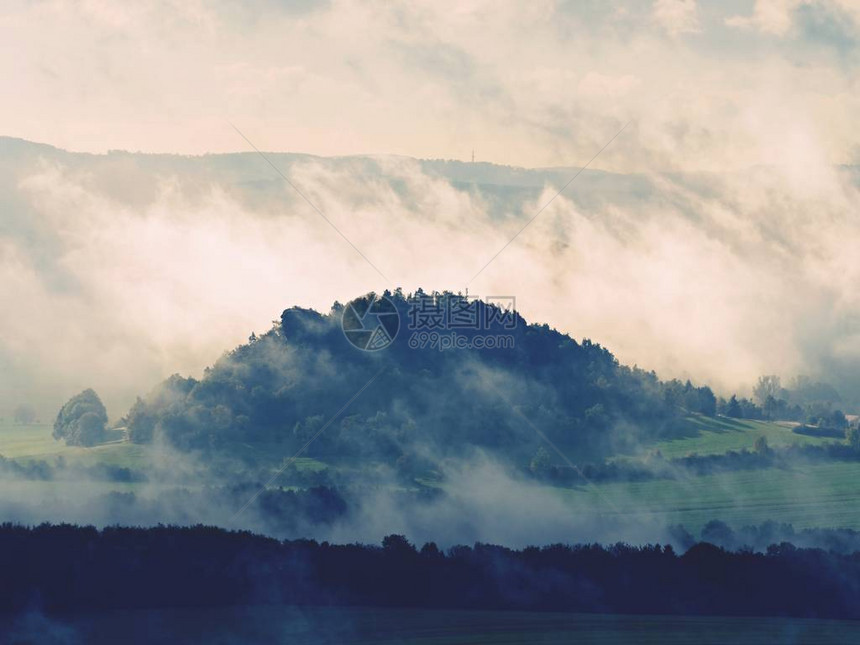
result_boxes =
[531,450,781,485]
[720,374,850,425]
[692,520,860,555]
[3,524,860,619]
[94,485,352,534]
[122,291,718,463]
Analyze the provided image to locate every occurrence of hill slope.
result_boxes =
[123,291,717,467]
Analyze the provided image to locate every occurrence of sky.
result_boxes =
[1,0,859,169]
[2,0,860,417]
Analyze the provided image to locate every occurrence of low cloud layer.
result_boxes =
[1,140,859,418]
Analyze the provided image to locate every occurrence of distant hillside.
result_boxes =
[123,291,716,465]
[0,135,656,223]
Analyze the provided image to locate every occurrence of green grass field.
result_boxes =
[636,415,841,459]
[3,414,831,472]
[5,416,860,535]
[0,421,146,469]
[0,420,327,474]
[541,415,860,534]
[556,459,860,533]
[4,607,858,644]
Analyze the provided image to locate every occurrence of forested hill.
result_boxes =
[124,291,717,464]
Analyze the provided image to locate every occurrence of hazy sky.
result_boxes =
[2,0,860,417]
[2,0,859,169]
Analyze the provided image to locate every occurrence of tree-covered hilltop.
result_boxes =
[123,291,717,463]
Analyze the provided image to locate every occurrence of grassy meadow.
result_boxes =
[3,414,860,535]
[638,415,841,459]
[0,420,144,468]
[0,420,153,499]
[554,459,860,533]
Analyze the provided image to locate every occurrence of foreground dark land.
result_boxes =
[3,524,860,623]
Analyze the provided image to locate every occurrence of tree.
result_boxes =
[382,534,415,555]
[701,519,736,548]
[830,409,848,431]
[805,401,833,427]
[126,397,155,443]
[726,395,742,418]
[75,412,106,446]
[698,387,717,417]
[763,395,779,420]
[13,405,36,425]
[53,389,107,447]
[847,426,860,454]
[739,397,763,420]
[754,375,782,406]
[789,378,842,405]
[682,385,717,416]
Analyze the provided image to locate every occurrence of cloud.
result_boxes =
[2,139,860,420]
[1,0,860,416]
[726,0,801,35]
[326,454,677,548]
[652,0,700,36]
[0,1,857,170]
[726,0,860,43]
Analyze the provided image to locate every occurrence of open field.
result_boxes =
[636,415,841,459]
[3,607,859,645]
[6,418,860,535]
[0,421,146,469]
[0,420,331,475]
[4,415,834,474]
[557,460,860,533]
